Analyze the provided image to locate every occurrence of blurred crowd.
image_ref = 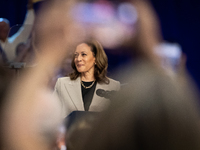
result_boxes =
[0,0,200,150]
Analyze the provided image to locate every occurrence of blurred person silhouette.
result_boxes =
[14,35,37,66]
[75,60,200,150]
[0,62,15,149]
[0,0,35,62]
[0,33,8,64]
[65,111,99,150]
[54,40,120,118]
[54,111,99,150]
[1,0,88,149]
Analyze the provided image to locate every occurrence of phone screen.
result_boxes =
[155,42,182,72]
[71,0,138,48]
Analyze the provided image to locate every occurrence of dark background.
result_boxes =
[1,0,200,91]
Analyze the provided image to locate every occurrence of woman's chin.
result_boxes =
[77,70,84,73]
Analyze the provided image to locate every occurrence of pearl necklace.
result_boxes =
[81,80,95,89]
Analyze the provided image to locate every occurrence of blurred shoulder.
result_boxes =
[108,78,120,85]
[107,78,120,91]
[57,76,71,83]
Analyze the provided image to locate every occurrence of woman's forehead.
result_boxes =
[75,43,91,53]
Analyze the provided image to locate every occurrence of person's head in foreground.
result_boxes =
[0,18,10,42]
[75,62,200,150]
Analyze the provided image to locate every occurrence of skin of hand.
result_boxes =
[2,0,87,150]
[130,0,162,65]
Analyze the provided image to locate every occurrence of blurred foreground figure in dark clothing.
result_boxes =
[1,0,87,150]
[76,60,200,150]
[64,0,200,150]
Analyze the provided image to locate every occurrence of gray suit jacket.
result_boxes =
[54,76,120,117]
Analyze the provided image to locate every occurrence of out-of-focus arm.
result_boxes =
[6,9,35,61]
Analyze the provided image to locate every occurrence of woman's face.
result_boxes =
[74,43,96,74]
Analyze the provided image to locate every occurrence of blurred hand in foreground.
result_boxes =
[3,0,87,150]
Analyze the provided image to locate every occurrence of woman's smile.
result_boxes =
[74,43,96,74]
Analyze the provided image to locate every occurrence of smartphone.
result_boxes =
[155,42,182,72]
[71,0,138,49]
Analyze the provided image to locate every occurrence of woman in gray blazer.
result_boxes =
[54,40,120,117]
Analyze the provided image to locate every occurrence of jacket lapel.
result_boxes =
[90,82,109,110]
[64,77,85,111]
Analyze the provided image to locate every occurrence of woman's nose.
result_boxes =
[77,55,82,61]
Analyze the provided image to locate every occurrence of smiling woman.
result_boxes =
[73,43,96,79]
[53,40,120,117]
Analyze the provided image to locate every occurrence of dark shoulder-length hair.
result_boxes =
[69,40,109,84]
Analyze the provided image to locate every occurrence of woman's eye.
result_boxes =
[74,54,78,58]
[82,53,86,56]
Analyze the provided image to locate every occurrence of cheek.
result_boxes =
[90,57,95,63]
[93,58,96,64]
